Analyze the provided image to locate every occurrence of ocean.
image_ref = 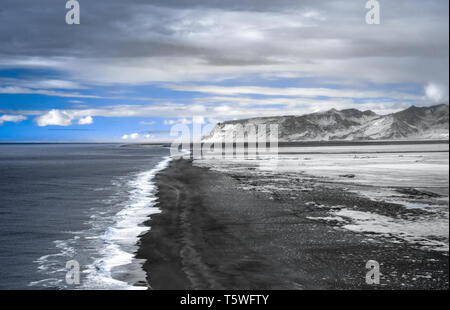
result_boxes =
[0,143,170,290]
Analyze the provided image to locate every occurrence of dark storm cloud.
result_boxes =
[0,0,305,57]
[0,0,448,86]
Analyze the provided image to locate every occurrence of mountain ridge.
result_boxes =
[203,104,449,142]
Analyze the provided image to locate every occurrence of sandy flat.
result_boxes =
[137,159,448,289]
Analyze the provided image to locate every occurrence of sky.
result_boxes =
[0,0,448,142]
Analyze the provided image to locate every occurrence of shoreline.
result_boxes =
[137,158,448,289]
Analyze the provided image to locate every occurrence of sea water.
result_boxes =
[0,144,170,289]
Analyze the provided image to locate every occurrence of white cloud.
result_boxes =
[164,84,419,100]
[121,133,140,140]
[0,114,27,125]
[425,83,448,103]
[34,109,73,127]
[208,118,222,124]
[0,86,102,99]
[164,119,176,125]
[21,79,86,90]
[139,120,156,125]
[121,132,155,141]
[0,85,158,102]
[78,116,94,125]
[163,117,205,125]
[193,116,205,124]
[179,118,192,125]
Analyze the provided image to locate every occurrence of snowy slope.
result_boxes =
[203,104,449,142]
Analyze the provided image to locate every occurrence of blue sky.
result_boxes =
[0,0,448,142]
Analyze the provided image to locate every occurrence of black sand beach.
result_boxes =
[137,159,449,290]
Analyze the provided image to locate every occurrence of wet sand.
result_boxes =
[137,159,449,289]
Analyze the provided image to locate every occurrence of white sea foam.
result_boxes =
[29,239,78,288]
[81,155,173,289]
[30,154,173,290]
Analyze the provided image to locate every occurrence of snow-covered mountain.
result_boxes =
[203,104,449,142]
